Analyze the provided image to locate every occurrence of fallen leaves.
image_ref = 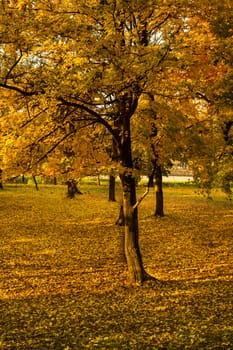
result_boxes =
[0,184,232,349]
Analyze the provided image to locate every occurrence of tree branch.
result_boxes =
[20,108,49,128]
[31,131,74,167]
[0,82,36,96]
[58,97,121,147]
[4,50,23,83]
[133,186,150,210]
[195,92,212,104]
[132,169,156,210]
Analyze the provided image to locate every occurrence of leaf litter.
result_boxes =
[0,184,232,349]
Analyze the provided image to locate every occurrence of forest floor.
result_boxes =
[0,182,232,349]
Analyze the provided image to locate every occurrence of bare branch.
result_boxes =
[132,169,156,210]
[133,186,150,210]
[4,50,23,83]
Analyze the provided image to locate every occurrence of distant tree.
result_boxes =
[66,179,82,199]
[32,175,39,191]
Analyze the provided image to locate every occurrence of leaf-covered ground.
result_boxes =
[0,183,232,349]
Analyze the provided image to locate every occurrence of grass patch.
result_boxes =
[0,184,232,349]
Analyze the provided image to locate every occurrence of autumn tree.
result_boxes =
[0,0,230,283]
[183,1,233,197]
[210,5,233,196]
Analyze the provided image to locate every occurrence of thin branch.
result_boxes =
[35,126,61,144]
[133,168,156,210]
[31,131,74,167]
[133,186,150,210]
[185,117,212,130]
[20,108,49,128]
[29,119,97,168]
[4,50,23,83]
[195,92,212,104]
[151,13,171,32]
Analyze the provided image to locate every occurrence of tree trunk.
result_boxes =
[32,175,39,191]
[112,90,156,284]
[109,133,118,202]
[108,173,116,201]
[222,174,232,199]
[115,199,126,262]
[121,174,147,284]
[22,174,26,184]
[118,97,154,284]
[149,116,164,217]
[67,179,82,198]
[0,169,3,189]
[115,201,125,226]
[154,164,164,217]
[148,172,154,187]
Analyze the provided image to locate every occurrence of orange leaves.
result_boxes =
[0,0,231,195]
[0,184,232,348]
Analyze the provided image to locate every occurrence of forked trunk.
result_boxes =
[117,92,156,284]
[121,174,148,284]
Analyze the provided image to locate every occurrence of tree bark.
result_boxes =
[109,133,118,202]
[108,173,116,201]
[0,169,3,189]
[149,115,165,217]
[67,179,82,198]
[121,174,147,284]
[115,201,125,226]
[117,95,155,284]
[148,172,154,187]
[154,164,164,217]
[22,174,26,184]
[32,175,39,191]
